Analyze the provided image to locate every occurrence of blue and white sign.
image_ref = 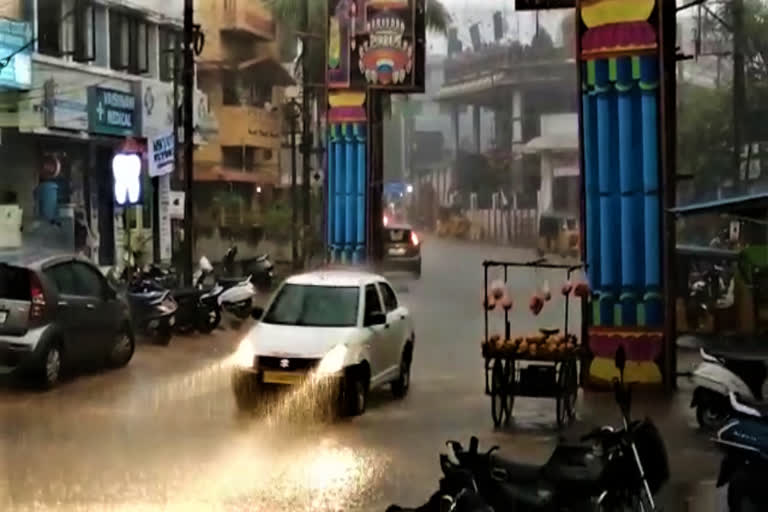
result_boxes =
[0,19,31,90]
[148,132,175,177]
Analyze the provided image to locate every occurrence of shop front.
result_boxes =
[14,58,144,265]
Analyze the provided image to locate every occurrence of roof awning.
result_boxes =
[669,192,768,217]
[238,56,296,86]
[521,133,579,153]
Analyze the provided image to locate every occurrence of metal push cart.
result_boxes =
[481,259,586,428]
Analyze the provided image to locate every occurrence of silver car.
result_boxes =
[0,253,134,388]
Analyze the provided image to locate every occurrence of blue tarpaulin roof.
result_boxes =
[669,192,768,216]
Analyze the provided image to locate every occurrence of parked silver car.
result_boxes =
[0,253,134,388]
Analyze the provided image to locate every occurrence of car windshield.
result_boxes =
[262,284,359,327]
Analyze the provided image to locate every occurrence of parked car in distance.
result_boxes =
[0,253,135,388]
[232,270,415,416]
[380,223,421,278]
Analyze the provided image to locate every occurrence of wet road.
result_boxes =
[1,237,724,511]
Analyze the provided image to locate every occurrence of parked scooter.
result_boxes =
[390,347,669,512]
[222,244,274,292]
[690,341,767,431]
[218,274,256,320]
[714,392,768,511]
[168,257,222,334]
[107,258,178,346]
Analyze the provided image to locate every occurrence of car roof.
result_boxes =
[0,249,77,269]
[285,269,387,287]
[384,223,413,231]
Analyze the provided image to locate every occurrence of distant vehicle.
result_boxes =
[231,270,415,416]
[0,254,134,388]
[381,223,422,277]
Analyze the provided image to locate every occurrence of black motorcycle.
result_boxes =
[124,279,178,346]
[390,347,669,512]
[222,244,274,293]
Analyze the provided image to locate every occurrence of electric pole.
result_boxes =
[301,1,312,268]
[733,0,746,191]
[182,0,195,284]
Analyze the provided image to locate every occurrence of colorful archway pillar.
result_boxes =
[578,0,665,386]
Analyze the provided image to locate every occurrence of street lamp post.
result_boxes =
[284,98,301,270]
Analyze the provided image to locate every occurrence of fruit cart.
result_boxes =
[480,259,587,428]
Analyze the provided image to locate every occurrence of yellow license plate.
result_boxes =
[262,371,303,385]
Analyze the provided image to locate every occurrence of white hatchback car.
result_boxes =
[231,270,415,415]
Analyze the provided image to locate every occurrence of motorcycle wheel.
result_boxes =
[234,306,252,320]
[696,399,731,431]
[197,307,221,334]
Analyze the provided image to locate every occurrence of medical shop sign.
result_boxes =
[87,87,138,136]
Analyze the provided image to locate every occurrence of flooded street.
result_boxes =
[1,238,724,511]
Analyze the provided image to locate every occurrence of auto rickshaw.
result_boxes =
[537,210,580,258]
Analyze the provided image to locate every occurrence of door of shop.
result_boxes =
[96,146,115,265]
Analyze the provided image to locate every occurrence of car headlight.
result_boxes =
[233,338,257,368]
[316,344,348,375]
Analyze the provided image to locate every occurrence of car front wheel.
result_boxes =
[392,353,411,398]
[341,371,368,417]
[232,371,260,411]
[108,328,135,368]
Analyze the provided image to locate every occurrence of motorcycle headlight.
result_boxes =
[233,338,257,368]
[316,344,348,375]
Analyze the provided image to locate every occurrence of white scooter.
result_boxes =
[217,273,257,320]
[690,345,767,431]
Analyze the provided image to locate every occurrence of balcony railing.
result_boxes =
[221,0,275,40]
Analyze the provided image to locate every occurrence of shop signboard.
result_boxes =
[157,175,172,262]
[0,19,31,90]
[88,86,138,136]
[148,132,175,177]
[141,79,217,143]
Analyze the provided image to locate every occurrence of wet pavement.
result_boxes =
[1,237,726,511]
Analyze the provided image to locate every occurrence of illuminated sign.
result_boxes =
[112,153,142,205]
[514,0,575,10]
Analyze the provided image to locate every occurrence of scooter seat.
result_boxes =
[172,287,202,299]
[490,455,543,482]
[219,277,249,289]
[733,393,768,419]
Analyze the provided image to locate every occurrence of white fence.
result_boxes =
[466,207,537,246]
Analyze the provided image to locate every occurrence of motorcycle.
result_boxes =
[714,392,768,511]
[690,342,768,431]
[222,244,274,293]
[389,347,669,512]
[107,259,178,346]
[168,257,222,334]
[218,274,256,320]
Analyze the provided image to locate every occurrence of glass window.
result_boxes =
[44,264,78,296]
[262,284,359,327]
[378,282,398,312]
[364,284,383,316]
[72,263,105,298]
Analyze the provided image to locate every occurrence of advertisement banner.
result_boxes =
[148,133,175,177]
[0,19,31,90]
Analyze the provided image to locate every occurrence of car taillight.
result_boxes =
[411,232,419,246]
[29,274,46,321]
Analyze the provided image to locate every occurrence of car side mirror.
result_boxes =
[251,306,264,320]
[365,311,386,327]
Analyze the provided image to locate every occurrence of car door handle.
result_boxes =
[400,315,406,320]
[58,301,69,307]
[85,304,96,310]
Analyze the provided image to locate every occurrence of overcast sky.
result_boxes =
[426,2,570,55]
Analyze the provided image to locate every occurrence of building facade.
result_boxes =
[193,0,294,261]
[0,0,213,267]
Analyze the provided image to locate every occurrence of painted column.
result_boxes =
[334,124,346,258]
[617,57,641,325]
[582,60,601,292]
[345,123,356,261]
[327,125,337,258]
[640,55,662,326]
[595,59,619,325]
[355,123,366,263]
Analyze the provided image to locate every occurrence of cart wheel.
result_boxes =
[557,359,578,428]
[491,359,506,427]
[502,359,515,423]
